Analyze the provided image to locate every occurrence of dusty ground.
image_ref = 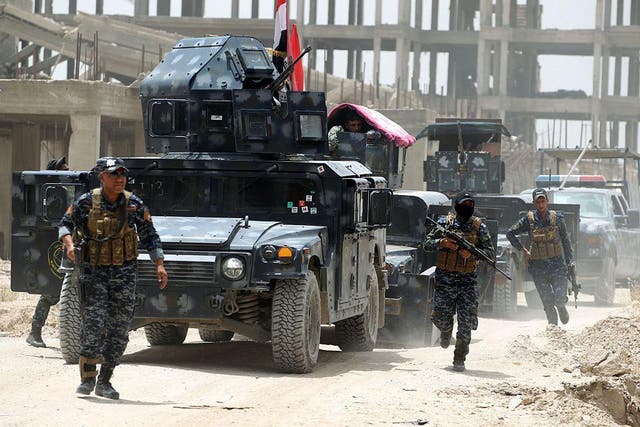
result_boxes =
[1,258,639,426]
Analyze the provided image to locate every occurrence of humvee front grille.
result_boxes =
[137,253,216,286]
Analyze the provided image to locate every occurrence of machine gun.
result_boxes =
[426,216,512,280]
[567,264,581,308]
[267,45,312,93]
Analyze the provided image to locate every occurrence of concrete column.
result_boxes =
[502,0,511,27]
[429,51,438,94]
[45,0,52,14]
[328,0,335,24]
[157,0,170,16]
[296,0,305,24]
[356,0,363,25]
[415,0,423,29]
[499,41,509,96]
[348,0,355,25]
[373,37,381,91]
[399,0,411,26]
[134,0,149,16]
[0,135,12,258]
[604,0,612,28]
[68,114,101,170]
[479,0,492,28]
[231,0,240,18]
[309,0,317,24]
[627,122,639,151]
[629,54,639,97]
[375,0,382,24]
[449,0,458,31]
[476,38,489,96]
[347,50,355,79]
[395,38,409,91]
[431,0,439,29]
[412,42,422,91]
[355,49,363,80]
[69,0,77,14]
[326,49,334,75]
[182,0,204,17]
[251,0,259,19]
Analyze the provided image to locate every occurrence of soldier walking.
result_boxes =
[506,188,574,325]
[424,192,494,371]
[26,157,69,348]
[59,157,168,399]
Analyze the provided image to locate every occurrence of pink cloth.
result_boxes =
[327,103,416,148]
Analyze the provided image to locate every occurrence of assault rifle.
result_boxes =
[567,264,581,308]
[426,215,512,281]
[267,45,312,93]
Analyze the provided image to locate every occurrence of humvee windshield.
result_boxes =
[128,174,321,217]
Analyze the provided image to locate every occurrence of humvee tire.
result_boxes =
[335,264,379,352]
[144,323,189,345]
[59,271,82,364]
[271,271,321,373]
[595,258,616,305]
[492,258,518,318]
[199,328,234,342]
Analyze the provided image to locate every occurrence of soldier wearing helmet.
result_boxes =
[58,157,168,399]
[424,191,494,371]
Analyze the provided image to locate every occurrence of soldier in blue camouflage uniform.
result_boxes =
[506,188,574,325]
[26,157,69,348]
[59,157,168,399]
[424,192,494,371]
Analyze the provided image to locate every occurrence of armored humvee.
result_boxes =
[11,35,392,373]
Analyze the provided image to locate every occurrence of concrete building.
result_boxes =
[1,0,639,258]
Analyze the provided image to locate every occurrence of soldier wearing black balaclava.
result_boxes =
[424,192,494,371]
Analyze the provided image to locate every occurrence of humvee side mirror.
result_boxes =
[43,185,69,223]
[366,189,393,228]
[627,209,640,228]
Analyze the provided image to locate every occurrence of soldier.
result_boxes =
[328,110,380,154]
[424,191,494,371]
[26,157,69,348]
[59,157,168,399]
[506,188,574,325]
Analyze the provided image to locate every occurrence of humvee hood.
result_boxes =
[152,216,277,245]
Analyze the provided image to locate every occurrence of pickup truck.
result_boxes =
[525,187,640,304]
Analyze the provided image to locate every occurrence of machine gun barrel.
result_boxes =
[426,216,512,281]
[267,45,312,92]
[567,264,581,309]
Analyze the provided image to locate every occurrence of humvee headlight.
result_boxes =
[222,257,245,280]
[277,246,295,263]
[262,245,277,260]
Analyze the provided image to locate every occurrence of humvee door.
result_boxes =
[11,171,89,295]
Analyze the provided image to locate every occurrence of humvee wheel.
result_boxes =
[59,271,82,364]
[271,271,321,373]
[144,323,189,345]
[492,258,518,318]
[335,265,379,352]
[198,327,234,342]
[595,258,616,305]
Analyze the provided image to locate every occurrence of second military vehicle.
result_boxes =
[11,35,392,373]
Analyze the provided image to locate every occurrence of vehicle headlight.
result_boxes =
[222,256,245,280]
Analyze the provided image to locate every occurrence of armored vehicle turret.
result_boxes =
[11,36,391,373]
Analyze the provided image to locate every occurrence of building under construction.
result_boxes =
[0,0,639,258]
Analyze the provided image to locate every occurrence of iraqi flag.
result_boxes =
[272,0,287,73]
[289,24,304,91]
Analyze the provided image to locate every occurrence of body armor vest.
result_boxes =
[436,213,481,273]
[528,210,563,260]
[86,189,139,266]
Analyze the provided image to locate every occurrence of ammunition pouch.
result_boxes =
[528,211,563,260]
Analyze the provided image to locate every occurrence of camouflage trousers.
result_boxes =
[431,276,478,344]
[31,293,60,330]
[532,272,568,308]
[80,262,137,369]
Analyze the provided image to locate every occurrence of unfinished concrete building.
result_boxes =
[1,0,640,258]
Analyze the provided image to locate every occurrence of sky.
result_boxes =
[46,0,626,147]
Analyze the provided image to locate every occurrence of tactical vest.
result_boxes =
[436,213,481,273]
[86,188,139,266]
[527,210,563,260]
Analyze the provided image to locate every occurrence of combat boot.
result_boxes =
[440,329,452,349]
[452,340,470,372]
[76,356,100,395]
[557,305,570,324]
[95,367,120,400]
[26,327,46,348]
[543,305,558,325]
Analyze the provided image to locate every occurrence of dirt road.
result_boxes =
[1,259,638,426]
